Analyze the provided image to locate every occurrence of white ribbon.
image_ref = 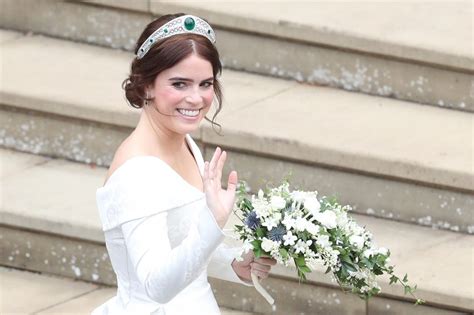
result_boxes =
[251,273,274,305]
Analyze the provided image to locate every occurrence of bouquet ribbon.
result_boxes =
[251,272,274,305]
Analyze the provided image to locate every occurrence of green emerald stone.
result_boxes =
[184,17,195,30]
[164,28,168,33]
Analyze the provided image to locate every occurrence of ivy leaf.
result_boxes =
[389,275,398,285]
[403,274,408,283]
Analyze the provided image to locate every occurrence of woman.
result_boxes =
[93,13,276,315]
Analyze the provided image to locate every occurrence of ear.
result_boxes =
[144,85,155,99]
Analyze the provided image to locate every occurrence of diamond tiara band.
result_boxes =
[136,15,216,59]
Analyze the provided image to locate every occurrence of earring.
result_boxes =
[144,91,149,106]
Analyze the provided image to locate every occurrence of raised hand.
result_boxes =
[202,147,238,228]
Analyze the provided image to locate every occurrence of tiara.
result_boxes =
[136,15,216,59]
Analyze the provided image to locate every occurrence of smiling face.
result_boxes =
[147,53,215,136]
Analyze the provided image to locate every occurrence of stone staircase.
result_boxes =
[0,1,473,314]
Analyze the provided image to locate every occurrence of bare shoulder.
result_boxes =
[104,135,149,184]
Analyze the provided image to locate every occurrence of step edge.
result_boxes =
[147,2,474,72]
[1,216,472,311]
[1,92,472,193]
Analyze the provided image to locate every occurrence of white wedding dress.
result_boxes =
[92,134,251,315]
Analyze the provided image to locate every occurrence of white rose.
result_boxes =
[336,212,349,227]
[304,197,321,215]
[261,237,275,252]
[294,217,308,232]
[291,190,307,202]
[305,221,320,235]
[270,196,286,210]
[316,234,331,248]
[349,235,365,250]
[314,211,337,229]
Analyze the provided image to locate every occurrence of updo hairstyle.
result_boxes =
[122,13,223,130]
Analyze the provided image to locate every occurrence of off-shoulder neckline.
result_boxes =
[97,135,204,195]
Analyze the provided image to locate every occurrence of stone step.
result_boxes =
[0,0,472,111]
[0,148,472,314]
[0,266,257,315]
[0,29,472,233]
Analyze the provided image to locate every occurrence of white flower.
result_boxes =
[282,215,296,229]
[270,196,286,210]
[363,248,376,258]
[262,213,282,230]
[294,216,308,232]
[304,196,321,215]
[348,222,365,235]
[316,234,332,249]
[295,239,312,254]
[305,221,320,235]
[242,240,254,254]
[283,231,297,246]
[336,211,349,228]
[313,210,337,229]
[261,237,280,252]
[349,235,365,250]
[377,247,388,256]
[258,189,264,199]
[253,198,271,219]
[291,190,307,202]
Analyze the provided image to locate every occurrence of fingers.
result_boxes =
[227,170,238,193]
[251,263,270,280]
[208,147,221,179]
[250,258,275,280]
[251,262,271,273]
[203,161,210,184]
[215,150,227,184]
[254,257,277,266]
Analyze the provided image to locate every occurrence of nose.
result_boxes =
[185,88,203,105]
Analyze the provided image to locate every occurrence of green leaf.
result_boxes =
[254,247,262,259]
[389,275,398,285]
[279,248,289,259]
[294,255,306,267]
[256,227,264,238]
[403,274,408,283]
[298,265,311,273]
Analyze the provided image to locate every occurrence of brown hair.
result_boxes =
[122,13,223,132]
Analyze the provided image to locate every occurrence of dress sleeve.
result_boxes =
[121,203,225,304]
[207,243,254,286]
[103,158,226,303]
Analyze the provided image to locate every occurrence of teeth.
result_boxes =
[178,109,200,117]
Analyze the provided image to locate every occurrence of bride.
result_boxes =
[92,13,276,315]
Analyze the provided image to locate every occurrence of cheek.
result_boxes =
[203,89,215,105]
[156,88,183,104]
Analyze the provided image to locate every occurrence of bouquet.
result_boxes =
[233,181,423,305]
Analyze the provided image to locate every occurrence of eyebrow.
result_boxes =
[169,77,214,82]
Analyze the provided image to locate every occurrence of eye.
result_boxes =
[172,82,187,89]
[201,81,214,88]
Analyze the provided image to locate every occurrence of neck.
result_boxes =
[134,108,187,156]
